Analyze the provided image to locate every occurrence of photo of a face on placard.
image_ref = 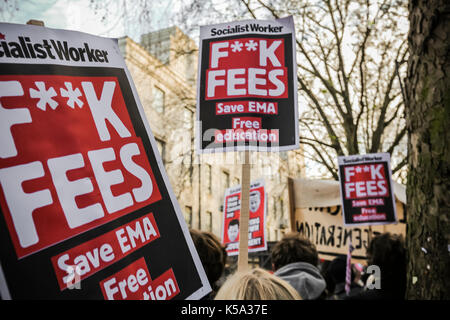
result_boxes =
[227,219,240,242]
[249,190,261,213]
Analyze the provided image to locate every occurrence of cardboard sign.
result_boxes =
[294,205,406,262]
[221,179,267,256]
[0,23,210,300]
[338,153,397,226]
[197,16,298,153]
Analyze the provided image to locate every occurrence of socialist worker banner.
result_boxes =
[197,16,299,153]
[338,153,398,226]
[0,23,210,300]
[221,179,267,256]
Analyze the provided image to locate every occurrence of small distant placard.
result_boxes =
[338,153,397,226]
[222,179,267,256]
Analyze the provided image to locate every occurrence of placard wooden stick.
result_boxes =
[237,151,251,272]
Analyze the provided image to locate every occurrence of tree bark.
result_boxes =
[405,0,450,299]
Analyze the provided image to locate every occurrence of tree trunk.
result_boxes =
[405,0,450,299]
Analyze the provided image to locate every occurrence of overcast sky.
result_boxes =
[0,0,176,41]
[2,1,108,33]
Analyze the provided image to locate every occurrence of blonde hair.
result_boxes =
[214,267,302,300]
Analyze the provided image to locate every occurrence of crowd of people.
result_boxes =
[189,229,407,300]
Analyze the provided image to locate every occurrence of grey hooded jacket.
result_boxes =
[274,262,326,300]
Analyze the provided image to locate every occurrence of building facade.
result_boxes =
[119,26,304,242]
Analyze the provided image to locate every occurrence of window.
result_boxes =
[185,51,196,83]
[184,206,192,227]
[233,177,240,187]
[272,196,277,217]
[155,138,166,163]
[205,164,212,193]
[184,107,194,129]
[205,211,212,232]
[153,86,165,113]
[270,228,276,241]
[277,173,282,184]
[222,171,230,191]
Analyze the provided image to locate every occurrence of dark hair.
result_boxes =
[270,232,319,270]
[367,232,406,293]
[228,219,239,228]
[190,229,227,291]
[326,255,354,285]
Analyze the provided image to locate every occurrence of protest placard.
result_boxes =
[196,16,298,153]
[338,153,397,226]
[289,178,406,262]
[221,179,267,256]
[0,22,210,300]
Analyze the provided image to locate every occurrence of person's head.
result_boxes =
[214,267,302,300]
[249,190,261,212]
[366,232,406,292]
[227,219,239,242]
[270,232,319,271]
[326,255,355,285]
[190,229,227,291]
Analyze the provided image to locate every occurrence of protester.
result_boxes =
[270,232,327,299]
[189,229,227,299]
[324,255,364,300]
[320,259,336,299]
[345,232,406,300]
[214,267,302,300]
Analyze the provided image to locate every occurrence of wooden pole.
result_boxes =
[237,150,251,272]
[287,177,296,232]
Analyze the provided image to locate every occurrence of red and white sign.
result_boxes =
[0,75,161,258]
[338,153,397,226]
[221,179,267,256]
[215,101,278,115]
[0,22,210,300]
[51,212,160,290]
[197,17,298,152]
[205,37,288,100]
[99,257,179,300]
